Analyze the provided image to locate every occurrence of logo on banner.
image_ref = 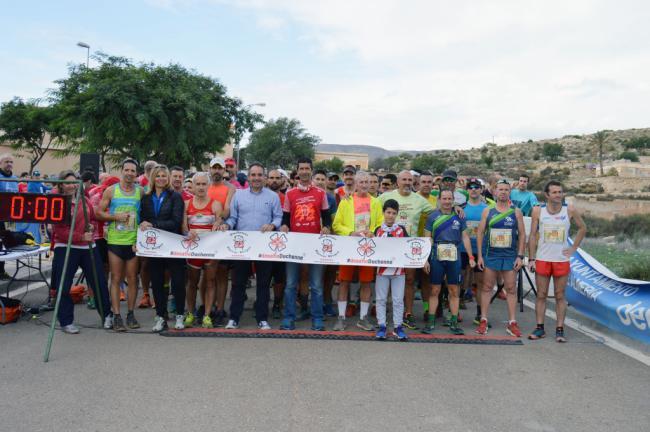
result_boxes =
[268,232,288,252]
[356,237,376,258]
[138,230,162,250]
[404,239,425,261]
[316,235,339,258]
[181,236,199,251]
[227,231,251,254]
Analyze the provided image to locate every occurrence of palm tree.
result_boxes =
[592,130,608,175]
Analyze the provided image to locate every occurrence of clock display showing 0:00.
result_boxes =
[0,192,71,224]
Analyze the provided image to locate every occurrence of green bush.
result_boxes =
[619,151,639,162]
[621,261,650,281]
[622,136,650,150]
[577,214,650,237]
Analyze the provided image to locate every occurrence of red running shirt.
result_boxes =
[283,186,329,234]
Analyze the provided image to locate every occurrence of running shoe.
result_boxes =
[138,293,152,309]
[152,316,167,332]
[174,315,185,330]
[332,316,346,331]
[403,314,418,330]
[225,319,239,329]
[113,315,126,332]
[375,325,387,340]
[473,315,492,328]
[528,326,546,340]
[323,303,337,317]
[86,297,96,310]
[272,304,282,320]
[476,318,488,335]
[555,327,567,343]
[392,325,408,341]
[421,320,436,335]
[258,321,272,330]
[279,319,295,330]
[214,309,227,327]
[449,321,464,336]
[103,315,113,330]
[62,324,80,334]
[201,315,213,329]
[506,321,522,338]
[184,312,196,328]
[126,312,140,329]
[311,319,325,331]
[357,317,374,331]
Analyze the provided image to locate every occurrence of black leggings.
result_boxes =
[149,257,186,317]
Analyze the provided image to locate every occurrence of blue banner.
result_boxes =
[567,247,650,344]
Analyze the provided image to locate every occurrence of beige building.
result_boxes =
[314,150,369,170]
[602,156,650,177]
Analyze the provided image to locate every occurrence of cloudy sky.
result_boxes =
[3,0,650,150]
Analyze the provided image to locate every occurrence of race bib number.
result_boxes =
[116,210,136,232]
[398,212,411,235]
[490,228,512,248]
[543,224,566,244]
[466,221,479,239]
[355,213,370,232]
[437,243,458,261]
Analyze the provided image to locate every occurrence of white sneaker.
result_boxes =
[152,316,167,332]
[62,324,80,334]
[103,315,113,330]
[258,321,272,330]
[175,314,185,330]
[225,319,239,329]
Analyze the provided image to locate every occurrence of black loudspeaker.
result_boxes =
[80,153,100,181]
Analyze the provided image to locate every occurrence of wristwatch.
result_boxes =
[517,254,525,260]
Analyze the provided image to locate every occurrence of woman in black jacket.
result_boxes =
[139,164,186,332]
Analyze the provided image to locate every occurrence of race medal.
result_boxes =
[437,243,458,262]
[490,228,512,248]
[543,224,566,244]
[466,221,479,239]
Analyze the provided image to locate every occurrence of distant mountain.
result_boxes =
[316,144,425,161]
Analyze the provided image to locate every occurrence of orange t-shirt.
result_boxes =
[207,183,230,206]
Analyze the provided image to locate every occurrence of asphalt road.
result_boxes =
[1,278,649,432]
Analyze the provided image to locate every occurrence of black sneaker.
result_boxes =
[113,315,127,332]
[403,314,418,330]
[214,309,227,327]
[126,312,140,329]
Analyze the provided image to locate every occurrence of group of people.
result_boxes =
[0,151,587,342]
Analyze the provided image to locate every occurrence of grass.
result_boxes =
[580,237,650,281]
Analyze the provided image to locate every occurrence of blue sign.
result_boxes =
[567,247,650,344]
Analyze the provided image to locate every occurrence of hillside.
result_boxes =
[316,143,426,160]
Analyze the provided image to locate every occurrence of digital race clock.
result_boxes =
[0,192,71,224]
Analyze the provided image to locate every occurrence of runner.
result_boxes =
[96,158,143,332]
[170,165,193,201]
[368,172,380,197]
[326,172,339,198]
[416,171,438,323]
[435,169,468,206]
[207,157,235,326]
[182,172,222,328]
[313,169,338,318]
[475,179,526,337]
[422,189,474,335]
[336,165,356,202]
[528,180,587,342]
[220,163,282,330]
[280,157,331,331]
[267,169,288,318]
[332,171,383,331]
[374,199,408,341]
[462,178,490,325]
[224,157,248,190]
[139,164,186,332]
[510,174,539,216]
[380,173,397,194]
[379,170,435,329]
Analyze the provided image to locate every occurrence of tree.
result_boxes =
[51,53,261,171]
[245,117,318,169]
[0,98,63,174]
[542,142,564,161]
[314,156,345,173]
[410,153,447,174]
[592,130,608,175]
[619,151,639,162]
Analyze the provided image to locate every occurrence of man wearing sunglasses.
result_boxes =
[434,169,469,207]
[379,174,397,194]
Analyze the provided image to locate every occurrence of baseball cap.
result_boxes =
[277,168,289,179]
[327,172,340,180]
[209,157,225,168]
[32,170,41,176]
[497,178,511,185]
[410,170,420,177]
[442,169,458,181]
[467,177,481,188]
[224,157,236,166]
[342,165,356,174]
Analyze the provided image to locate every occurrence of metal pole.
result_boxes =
[43,182,82,362]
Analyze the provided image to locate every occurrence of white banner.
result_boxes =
[136,229,432,268]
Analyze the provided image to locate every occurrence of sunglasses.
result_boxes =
[381,182,392,187]
[468,184,481,190]
[443,178,456,183]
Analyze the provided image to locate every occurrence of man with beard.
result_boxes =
[0,153,18,279]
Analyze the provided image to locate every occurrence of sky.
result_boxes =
[3,0,650,151]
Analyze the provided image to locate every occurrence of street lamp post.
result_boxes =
[235,102,266,170]
[77,42,90,68]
